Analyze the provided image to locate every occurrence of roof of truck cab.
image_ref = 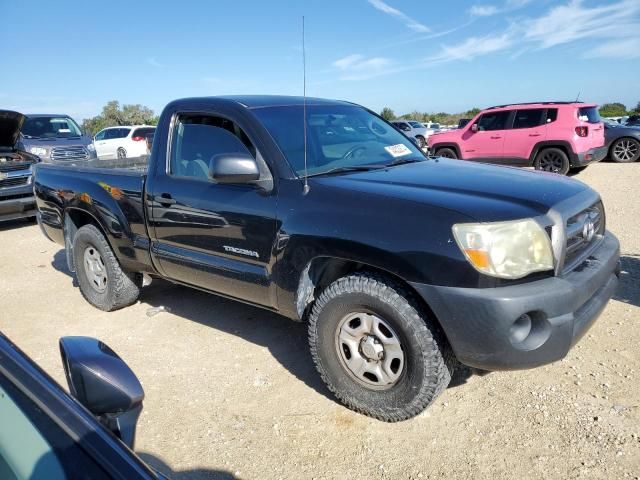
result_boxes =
[177,95,356,109]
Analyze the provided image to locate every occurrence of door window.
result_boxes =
[94,130,106,141]
[169,114,257,180]
[476,111,510,131]
[512,109,546,129]
[0,375,109,480]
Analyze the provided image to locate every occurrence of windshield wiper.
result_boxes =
[385,157,425,167]
[306,165,385,178]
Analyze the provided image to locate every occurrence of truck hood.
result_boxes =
[0,110,25,149]
[315,158,589,222]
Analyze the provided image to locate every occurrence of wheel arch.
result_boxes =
[529,141,574,165]
[63,208,112,272]
[295,256,451,347]
[430,142,461,158]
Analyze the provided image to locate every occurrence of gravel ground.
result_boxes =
[0,162,638,480]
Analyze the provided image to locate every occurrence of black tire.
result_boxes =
[117,147,127,159]
[610,137,640,163]
[72,224,141,311]
[534,148,570,175]
[436,147,457,159]
[415,135,426,149]
[308,273,453,422]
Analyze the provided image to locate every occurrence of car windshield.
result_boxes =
[408,121,423,128]
[22,116,83,138]
[577,107,601,124]
[252,104,425,177]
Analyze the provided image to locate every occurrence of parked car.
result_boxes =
[428,102,606,175]
[0,331,163,479]
[0,110,41,221]
[456,118,471,129]
[604,122,640,163]
[35,95,620,422]
[19,113,97,163]
[422,121,441,131]
[94,125,156,159]
[625,115,640,127]
[391,120,430,147]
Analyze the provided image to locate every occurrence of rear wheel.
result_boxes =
[534,148,570,175]
[415,135,426,149]
[73,224,141,311]
[436,147,457,159]
[610,137,640,163]
[308,273,453,422]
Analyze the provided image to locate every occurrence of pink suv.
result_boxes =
[427,102,606,175]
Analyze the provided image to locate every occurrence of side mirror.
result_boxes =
[59,337,144,449]
[471,124,479,133]
[209,153,260,184]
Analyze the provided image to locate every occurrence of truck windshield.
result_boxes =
[21,116,83,139]
[252,104,425,177]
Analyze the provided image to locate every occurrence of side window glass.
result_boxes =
[104,130,116,140]
[0,375,110,479]
[513,109,546,129]
[477,111,510,131]
[94,131,106,141]
[170,114,257,180]
[546,109,558,124]
[118,129,130,139]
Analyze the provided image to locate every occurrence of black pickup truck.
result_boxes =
[35,96,620,421]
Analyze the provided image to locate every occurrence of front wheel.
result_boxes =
[73,224,141,311]
[610,137,640,163]
[436,147,457,159]
[308,273,453,422]
[415,135,426,149]
[534,148,570,175]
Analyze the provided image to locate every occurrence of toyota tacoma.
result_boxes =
[34,96,620,421]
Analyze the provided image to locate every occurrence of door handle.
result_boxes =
[154,194,176,205]
[490,136,502,139]
[529,133,542,137]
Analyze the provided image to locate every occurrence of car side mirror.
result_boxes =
[471,124,479,133]
[209,153,260,184]
[59,337,144,449]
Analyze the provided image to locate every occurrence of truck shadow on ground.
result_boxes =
[0,217,36,232]
[614,254,640,308]
[138,452,236,480]
[50,249,485,401]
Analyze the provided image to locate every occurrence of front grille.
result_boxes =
[564,202,605,270]
[0,176,29,189]
[0,161,34,172]
[50,146,89,161]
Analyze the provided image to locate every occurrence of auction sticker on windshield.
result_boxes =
[384,144,412,158]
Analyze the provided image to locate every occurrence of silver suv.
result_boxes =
[391,120,430,148]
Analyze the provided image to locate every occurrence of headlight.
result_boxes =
[29,147,48,157]
[452,219,554,279]
[86,143,96,152]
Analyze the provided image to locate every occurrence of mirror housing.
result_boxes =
[209,153,260,184]
[59,336,144,449]
[471,123,479,133]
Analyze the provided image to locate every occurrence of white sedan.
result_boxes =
[93,125,156,159]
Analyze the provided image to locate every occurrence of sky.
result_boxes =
[2,0,639,121]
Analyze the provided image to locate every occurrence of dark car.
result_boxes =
[34,95,620,422]
[0,331,164,479]
[604,122,640,163]
[0,110,41,221]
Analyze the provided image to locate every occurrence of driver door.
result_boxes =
[461,110,511,162]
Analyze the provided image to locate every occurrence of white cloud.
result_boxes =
[332,54,394,80]
[431,33,514,62]
[469,5,499,17]
[367,0,430,33]
[585,37,640,59]
[146,57,163,68]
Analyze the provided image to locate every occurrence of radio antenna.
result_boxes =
[575,91,581,102]
[302,16,310,195]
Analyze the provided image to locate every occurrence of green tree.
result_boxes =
[82,101,158,136]
[629,101,640,115]
[380,107,396,121]
[598,102,627,118]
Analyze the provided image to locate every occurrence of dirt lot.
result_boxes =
[1,162,639,480]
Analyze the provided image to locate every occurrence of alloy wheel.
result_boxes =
[613,139,639,162]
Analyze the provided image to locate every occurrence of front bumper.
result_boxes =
[572,145,608,166]
[411,231,620,371]
[0,183,36,221]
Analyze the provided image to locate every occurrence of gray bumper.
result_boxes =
[573,145,608,166]
[411,232,620,371]
[0,184,36,221]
